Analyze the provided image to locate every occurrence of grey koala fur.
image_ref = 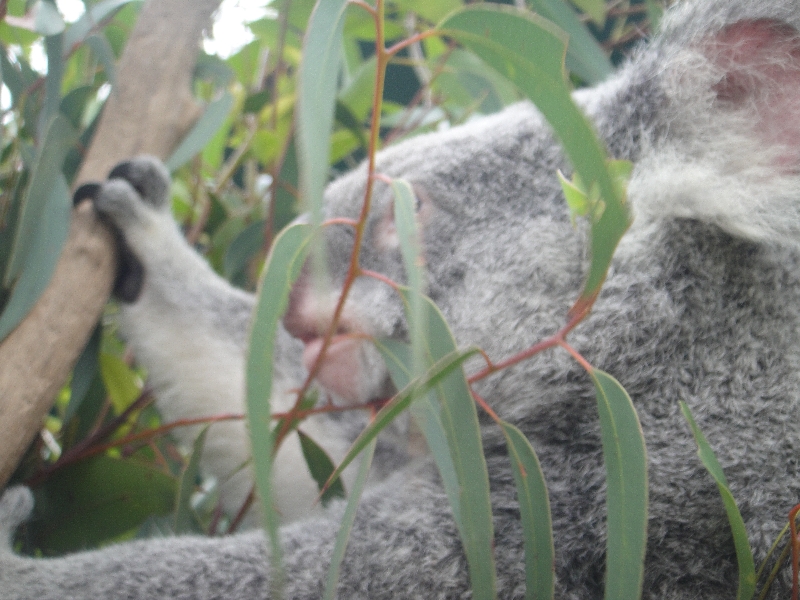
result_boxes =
[3,0,800,597]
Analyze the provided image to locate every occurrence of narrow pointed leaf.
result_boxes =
[0,173,71,341]
[246,222,313,589]
[323,438,376,600]
[5,115,76,285]
[396,289,497,600]
[62,0,142,54]
[499,421,554,600]
[390,177,426,388]
[526,0,611,81]
[323,345,480,499]
[439,5,631,301]
[376,338,462,529]
[298,430,346,504]
[166,92,234,171]
[591,369,647,600]
[297,0,349,220]
[174,426,210,533]
[680,401,756,600]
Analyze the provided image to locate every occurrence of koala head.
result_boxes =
[283,7,800,415]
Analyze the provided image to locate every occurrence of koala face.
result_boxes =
[283,104,591,407]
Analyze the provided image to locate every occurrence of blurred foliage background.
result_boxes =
[0,0,663,555]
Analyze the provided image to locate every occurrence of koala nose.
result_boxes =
[283,263,388,405]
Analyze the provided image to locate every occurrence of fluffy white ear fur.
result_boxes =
[630,18,800,245]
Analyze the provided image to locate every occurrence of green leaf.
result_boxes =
[323,437,376,600]
[65,325,102,423]
[223,219,265,280]
[391,178,426,377]
[59,85,94,128]
[324,344,481,502]
[376,338,462,529]
[84,34,117,87]
[398,289,496,600]
[296,0,349,222]
[439,5,631,302]
[0,173,71,341]
[165,92,234,171]
[523,0,611,82]
[33,1,65,35]
[591,369,648,600]
[40,32,65,138]
[375,288,497,599]
[396,0,461,23]
[680,401,756,600]
[247,222,313,590]
[99,351,142,413]
[30,456,176,555]
[5,115,76,285]
[298,430,346,504]
[62,0,142,55]
[567,0,606,24]
[174,426,210,534]
[433,48,520,114]
[338,55,376,121]
[499,422,554,600]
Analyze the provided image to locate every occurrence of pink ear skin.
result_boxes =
[706,19,800,168]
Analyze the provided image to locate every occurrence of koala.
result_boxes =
[3,0,800,598]
[73,157,368,527]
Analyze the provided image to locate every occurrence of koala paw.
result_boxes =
[107,155,171,210]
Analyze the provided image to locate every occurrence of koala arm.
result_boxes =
[91,159,348,525]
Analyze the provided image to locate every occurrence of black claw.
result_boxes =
[72,182,101,206]
[107,161,133,181]
[108,161,147,199]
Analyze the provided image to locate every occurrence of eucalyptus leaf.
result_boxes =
[296,0,349,222]
[439,5,631,301]
[591,369,648,600]
[30,456,176,555]
[62,0,142,54]
[298,430,346,504]
[0,173,71,341]
[174,427,210,534]
[247,222,313,590]
[85,34,117,87]
[323,438,376,600]
[680,401,756,600]
[5,115,76,285]
[376,338,462,529]
[33,1,65,36]
[499,421,554,600]
[65,325,102,423]
[166,92,234,171]
[524,0,611,82]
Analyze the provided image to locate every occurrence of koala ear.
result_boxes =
[705,19,800,166]
[72,182,101,206]
[372,182,430,252]
[631,18,800,245]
